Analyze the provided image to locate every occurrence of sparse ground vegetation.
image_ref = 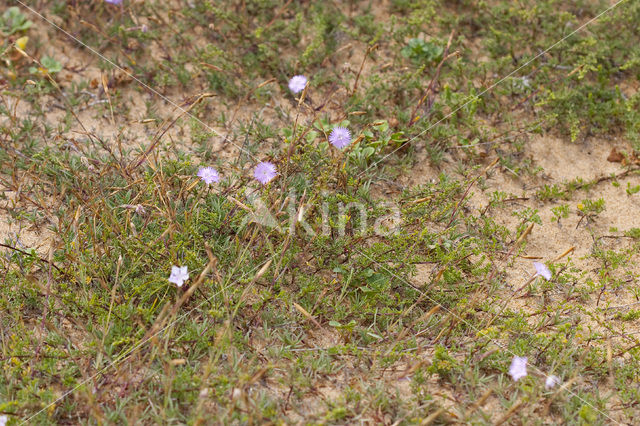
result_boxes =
[2,0,640,424]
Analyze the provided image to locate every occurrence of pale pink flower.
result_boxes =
[288,75,307,94]
[509,356,528,381]
[197,166,220,185]
[545,375,561,389]
[254,161,277,185]
[168,266,189,287]
[329,127,352,149]
[533,262,551,280]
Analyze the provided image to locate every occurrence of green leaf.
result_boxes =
[401,38,443,65]
[305,130,319,143]
[1,7,33,35]
[362,146,375,158]
[41,56,63,74]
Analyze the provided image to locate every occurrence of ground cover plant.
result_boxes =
[1,0,640,424]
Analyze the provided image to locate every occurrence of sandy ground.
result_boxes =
[2,0,639,422]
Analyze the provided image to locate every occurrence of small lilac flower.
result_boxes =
[120,204,146,215]
[168,266,189,287]
[545,375,561,389]
[509,356,528,381]
[105,0,123,4]
[533,262,552,281]
[254,161,277,185]
[288,75,307,94]
[329,127,352,149]
[197,166,220,185]
[0,415,7,426]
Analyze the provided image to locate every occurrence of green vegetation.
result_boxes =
[2,0,640,424]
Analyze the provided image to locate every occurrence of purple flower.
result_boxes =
[105,0,123,4]
[545,375,561,389]
[329,127,352,149]
[120,204,146,215]
[533,262,551,281]
[254,161,277,185]
[288,75,307,94]
[197,166,220,185]
[509,356,527,381]
[168,266,189,287]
